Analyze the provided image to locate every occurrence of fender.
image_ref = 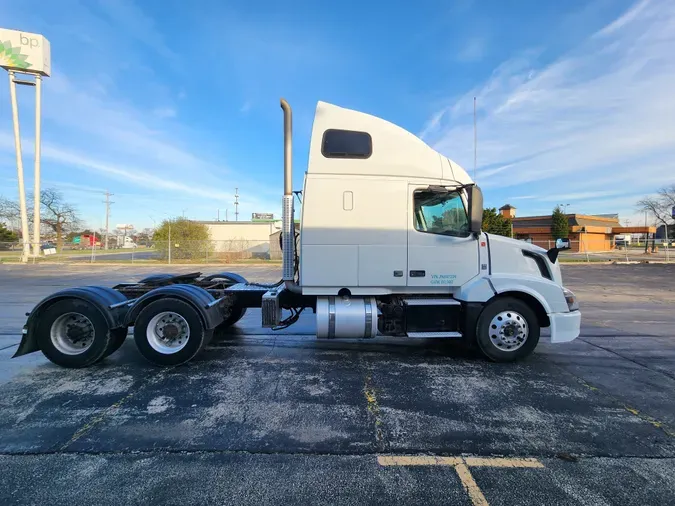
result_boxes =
[124,284,224,330]
[201,272,248,284]
[137,272,202,286]
[489,274,568,314]
[13,286,128,358]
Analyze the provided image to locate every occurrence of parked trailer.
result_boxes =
[14,99,581,368]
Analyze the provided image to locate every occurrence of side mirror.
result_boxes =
[467,185,483,234]
[555,238,571,250]
[547,237,571,263]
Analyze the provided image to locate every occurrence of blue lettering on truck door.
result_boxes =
[430,274,457,285]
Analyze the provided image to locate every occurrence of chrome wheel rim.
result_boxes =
[488,310,529,351]
[50,312,95,355]
[146,311,190,354]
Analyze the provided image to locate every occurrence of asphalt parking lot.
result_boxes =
[0,263,674,505]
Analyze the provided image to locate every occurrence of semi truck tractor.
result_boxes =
[13,99,581,368]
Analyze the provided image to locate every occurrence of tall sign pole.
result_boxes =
[7,70,30,262]
[0,29,51,262]
[32,74,42,257]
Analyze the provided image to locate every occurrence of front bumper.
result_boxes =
[548,310,581,343]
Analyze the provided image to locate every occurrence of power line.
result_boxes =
[103,190,114,250]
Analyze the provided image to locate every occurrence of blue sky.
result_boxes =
[0,0,672,231]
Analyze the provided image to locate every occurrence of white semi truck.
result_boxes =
[13,99,581,368]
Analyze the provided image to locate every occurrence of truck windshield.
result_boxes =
[414,190,470,237]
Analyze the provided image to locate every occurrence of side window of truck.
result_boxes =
[414,190,470,237]
[322,129,372,158]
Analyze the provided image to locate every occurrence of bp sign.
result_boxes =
[0,28,51,76]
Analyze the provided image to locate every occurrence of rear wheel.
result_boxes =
[133,298,211,366]
[102,328,129,358]
[36,299,111,368]
[217,306,246,330]
[475,297,540,362]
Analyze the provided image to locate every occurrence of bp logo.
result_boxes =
[0,40,32,70]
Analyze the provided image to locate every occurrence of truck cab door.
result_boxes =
[407,185,480,288]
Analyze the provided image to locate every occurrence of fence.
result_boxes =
[1,238,672,264]
[0,239,274,264]
[521,238,672,263]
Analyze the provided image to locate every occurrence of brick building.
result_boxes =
[499,205,655,252]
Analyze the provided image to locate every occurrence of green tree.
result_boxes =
[551,206,570,239]
[0,222,18,242]
[152,218,212,260]
[481,208,512,237]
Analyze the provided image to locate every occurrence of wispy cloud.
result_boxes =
[95,0,178,65]
[153,106,177,119]
[456,36,487,62]
[421,0,675,218]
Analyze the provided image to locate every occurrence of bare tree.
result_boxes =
[637,184,675,243]
[40,189,82,251]
[0,195,20,222]
[657,184,675,208]
[0,189,82,250]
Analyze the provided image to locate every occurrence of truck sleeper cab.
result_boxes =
[13,99,581,368]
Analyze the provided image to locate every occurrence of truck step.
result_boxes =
[406,331,463,339]
[403,298,461,306]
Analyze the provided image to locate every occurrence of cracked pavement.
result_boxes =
[0,264,674,505]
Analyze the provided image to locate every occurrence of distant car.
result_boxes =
[41,242,57,255]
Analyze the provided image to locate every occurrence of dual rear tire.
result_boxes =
[133,298,212,366]
[36,299,128,369]
[36,297,211,368]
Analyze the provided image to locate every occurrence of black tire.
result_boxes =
[36,299,112,368]
[133,298,211,366]
[102,328,129,358]
[217,306,247,330]
[475,297,540,362]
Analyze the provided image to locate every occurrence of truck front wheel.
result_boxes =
[133,298,211,366]
[475,297,540,362]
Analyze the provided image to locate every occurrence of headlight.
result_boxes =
[562,287,579,311]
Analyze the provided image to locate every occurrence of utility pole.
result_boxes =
[103,190,114,250]
[234,188,240,222]
[644,211,649,254]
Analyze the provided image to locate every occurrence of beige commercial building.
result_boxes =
[199,221,281,259]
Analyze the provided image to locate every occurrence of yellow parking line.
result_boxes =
[377,455,544,506]
[455,463,489,506]
[377,455,462,466]
[463,457,544,468]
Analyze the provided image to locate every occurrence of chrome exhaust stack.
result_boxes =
[280,98,301,293]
